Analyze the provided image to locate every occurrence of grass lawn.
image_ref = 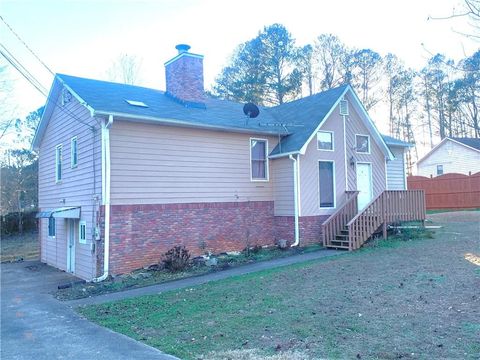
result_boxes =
[56,244,323,300]
[1,232,39,262]
[78,212,480,360]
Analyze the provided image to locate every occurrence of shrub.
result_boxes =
[162,245,191,272]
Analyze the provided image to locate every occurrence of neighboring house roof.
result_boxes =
[381,134,412,148]
[449,137,480,151]
[417,136,480,165]
[32,74,394,161]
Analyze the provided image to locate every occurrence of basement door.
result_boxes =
[356,163,373,211]
[66,219,76,273]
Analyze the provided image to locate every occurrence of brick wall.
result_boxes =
[275,215,328,245]
[98,202,328,276]
[104,201,275,275]
[165,54,205,104]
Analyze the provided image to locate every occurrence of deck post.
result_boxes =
[382,222,387,239]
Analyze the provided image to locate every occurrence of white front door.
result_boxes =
[356,163,372,211]
[66,219,76,273]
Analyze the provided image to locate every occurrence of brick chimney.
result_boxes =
[164,44,205,107]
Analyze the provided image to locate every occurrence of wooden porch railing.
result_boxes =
[322,191,359,247]
[347,190,426,251]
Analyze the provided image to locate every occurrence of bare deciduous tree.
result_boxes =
[107,54,142,85]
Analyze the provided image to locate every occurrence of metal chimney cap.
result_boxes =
[175,44,191,53]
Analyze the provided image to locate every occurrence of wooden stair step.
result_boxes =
[326,244,349,250]
[329,239,350,247]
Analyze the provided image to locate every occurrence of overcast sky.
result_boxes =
[1,0,477,125]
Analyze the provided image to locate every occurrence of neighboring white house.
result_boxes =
[417,137,480,177]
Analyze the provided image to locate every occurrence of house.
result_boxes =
[417,137,480,177]
[33,44,422,281]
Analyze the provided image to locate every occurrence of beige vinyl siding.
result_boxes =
[109,120,277,205]
[272,157,294,215]
[387,146,407,190]
[417,139,480,177]
[38,95,101,280]
[344,93,386,197]
[300,104,347,216]
[299,94,387,216]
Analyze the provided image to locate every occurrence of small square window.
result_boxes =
[48,217,56,237]
[436,165,443,175]
[79,221,87,244]
[355,135,370,153]
[71,137,78,168]
[317,131,334,151]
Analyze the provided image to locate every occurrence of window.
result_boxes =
[55,145,62,182]
[319,161,335,208]
[71,137,78,168]
[79,221,87,244]
[317,131,334,151]
[250,139,268,180]
[355,135,370,153]
[48,217,56,237]
[125,99,148,107]
[437,165,444,175]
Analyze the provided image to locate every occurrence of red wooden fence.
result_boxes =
[407,172,480,210]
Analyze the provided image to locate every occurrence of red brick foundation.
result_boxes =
[105,201,275,275]
[275,215,329,245]
[99,202,329,275]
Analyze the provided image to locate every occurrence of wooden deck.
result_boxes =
[322,190,426,251]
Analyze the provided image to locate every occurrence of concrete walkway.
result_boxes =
[67,249,342,307]
[1,261,178,360]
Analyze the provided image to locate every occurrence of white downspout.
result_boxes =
[289,154,300,247]
[92,115,113,282]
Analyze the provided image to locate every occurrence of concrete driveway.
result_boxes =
[1,261,178,360]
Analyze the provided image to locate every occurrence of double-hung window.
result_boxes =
[55,144,62,182]
[250,139,268,180]
[71,137,78,168]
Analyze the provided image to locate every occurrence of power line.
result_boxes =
[0,15,54,75]
[0,44,94,130]
[0,43,47,95]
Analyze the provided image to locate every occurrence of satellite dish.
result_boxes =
[243,103,260,118]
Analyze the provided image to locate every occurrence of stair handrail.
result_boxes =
[346,191,384,226]
[322,191,359,247]
[346,191,385,251]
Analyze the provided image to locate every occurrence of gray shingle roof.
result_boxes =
[381,134,412,147]
[57,74,283,135]
[450,137,480,151]
[45,75,390,158]
[268,85,349,156]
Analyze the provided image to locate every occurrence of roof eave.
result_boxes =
[269,150,301,159]
[93,110,288,136]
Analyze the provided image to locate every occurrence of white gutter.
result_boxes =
[93,114,113,282]
[93,110,284,136]
[289,154,300,247]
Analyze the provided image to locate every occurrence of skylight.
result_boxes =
[125,99,148,107]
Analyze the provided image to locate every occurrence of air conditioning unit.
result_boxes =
[339,99,349,116]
